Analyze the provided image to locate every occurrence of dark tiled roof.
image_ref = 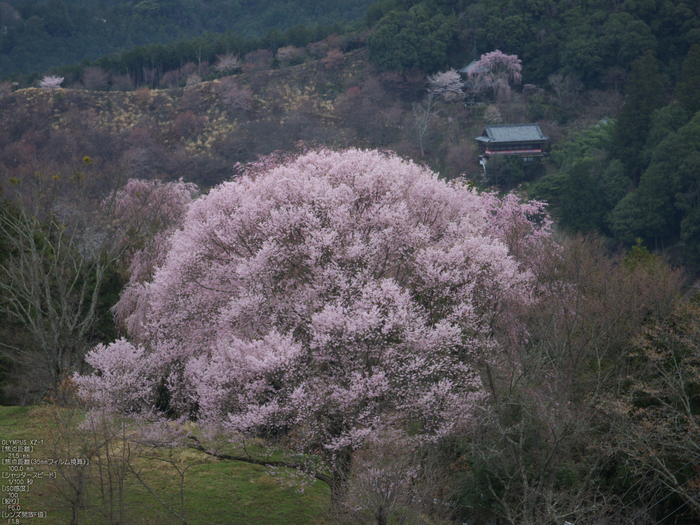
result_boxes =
[458,60,488,75]
[476,123,548,143]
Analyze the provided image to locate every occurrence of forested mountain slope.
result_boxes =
[366,0,700,86]
[0,0,373,77]
[4,0,700,88]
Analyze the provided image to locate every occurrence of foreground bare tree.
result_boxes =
[605,301,700,519]
[330,438,452,525]
[0,163,196,394]
[464,236,684,525]
[0,163,122,389]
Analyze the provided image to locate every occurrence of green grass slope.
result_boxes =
[0,406,330,524]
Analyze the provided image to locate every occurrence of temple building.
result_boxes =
[476,123,548,167]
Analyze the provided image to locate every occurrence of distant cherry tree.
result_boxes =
[413,69,466,156]
[468,50,522,102]
[428,68,465,102]
[214,53,241,76]
[40,75,64,91]
[76,149,552,500]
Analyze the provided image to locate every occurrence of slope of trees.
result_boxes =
[365,0,700,93]
[534,44,700,270]
[0,0,373,78]
[4,0,699,90]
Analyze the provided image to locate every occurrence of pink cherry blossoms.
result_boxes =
[110,178,198,339]
[76,149,551,486]
[468,50,523,102]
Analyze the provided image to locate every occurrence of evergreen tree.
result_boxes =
[676,44,700,116]
[560,159,607,234]
[612,51,666,186]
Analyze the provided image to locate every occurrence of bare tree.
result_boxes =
[0,166,115,386]
[549,73,584,109]
[331,439,452,525]
[412,70,465,156]
[412,93,439,157]
[217,77,254,113]
[0,162,188,390]
[605,301,700,519]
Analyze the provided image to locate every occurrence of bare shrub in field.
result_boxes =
[322,48,344,69]
[42,376,137,525]
[217,77,254,113]
[83,67,109,91]
[330,439,452,525]
[242,49,273,73]
[276,46,305,66]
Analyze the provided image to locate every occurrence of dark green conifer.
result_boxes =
[676,44,700,116]
[612,51,666,186]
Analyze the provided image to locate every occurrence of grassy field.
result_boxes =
[0,406,330,524]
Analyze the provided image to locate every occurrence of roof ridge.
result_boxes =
[485,123,541,128]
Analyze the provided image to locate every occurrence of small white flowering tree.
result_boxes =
[214,53,241,76]
[428,68,465,102]
[413,69,466,156]
[40,75,64,92]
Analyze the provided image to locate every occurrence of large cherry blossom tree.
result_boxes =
[468,50,523,102]
[76,149,551,499]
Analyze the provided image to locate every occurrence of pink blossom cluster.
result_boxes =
[110,178,198,338]
[39,75,64,91]
[468,50,523,101]
[77,149,552,467]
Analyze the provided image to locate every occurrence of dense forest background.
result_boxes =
[1,0,698,84]
[0,0,373,76]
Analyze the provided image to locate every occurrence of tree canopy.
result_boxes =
[76,148,553,498]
